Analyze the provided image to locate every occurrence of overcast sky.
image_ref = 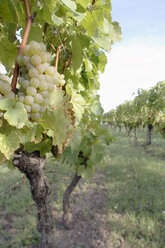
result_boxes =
[98,0,165,112]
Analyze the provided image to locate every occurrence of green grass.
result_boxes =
[104,127,165,248]
[0,127,165,247]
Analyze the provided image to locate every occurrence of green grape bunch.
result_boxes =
[16,41,65,120]
[0,74,15,127]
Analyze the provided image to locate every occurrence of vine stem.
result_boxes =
[11,0,32,92]
[54,45,61,69]
[62,53,72,74]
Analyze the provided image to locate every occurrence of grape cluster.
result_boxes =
[17,41,65,120]
[0,74,15,127]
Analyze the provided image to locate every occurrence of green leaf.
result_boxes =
[41,108,70,149]
[98,52,107,73]
[24,138,52,156]
[92,36,111,51]
[0,130,19,159]
[72,38,83,71]
[19,123,43,144]
[0,98,28,129]
[0,37,17,67]
[49,89,65,108]
[61,0,77,11]
[76,0,89,9]
[28,24,43,43]
[0,0,25,26]
[82,12,96,36]
[41,8,64,26]
[0,151,6,165]
[71,93,85,121]
[72,11,86,22]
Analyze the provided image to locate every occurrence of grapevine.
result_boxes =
[0,0,122,246]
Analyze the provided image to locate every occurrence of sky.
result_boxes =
[98,0,165,113]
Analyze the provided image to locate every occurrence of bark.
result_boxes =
[62,172,81,229]
[146,124,153,146]
[128,127,132,136]
[13,150,55,248]
[134,128,138,143]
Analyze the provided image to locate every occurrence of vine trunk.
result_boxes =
[13,150,55,248]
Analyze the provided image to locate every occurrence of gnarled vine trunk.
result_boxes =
[62,172,81,229]
[146,124,153,146]
[13,150,55,248]
[134,128,138,143]
[128,127,132,136]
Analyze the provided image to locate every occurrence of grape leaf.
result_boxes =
[28,24,43,42]
[0,37,17,67]
[41,108,70,149]
[76,0,89,9]
[0,151,6,165]
[0,98,28,129]
[24,138,52,157]
[71,93,86,121]
[72,38,83,71]
[0,131,19,159]
[82,12,96,36]
[41,8,64,26]
[61,0,77,11]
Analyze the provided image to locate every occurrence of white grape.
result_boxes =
[23,56,30,65]
[39,43,46,52]
[43,63,49,71]
[24,104,31,113]
[0,82,11,95]
[17,54,24,66]
[21,80,29,90]
[48,83,54,93]
[36,64,45,74]
[18,96,25,103]
[30,112,41,120]
[45,66,56,77]
[45,75,54,84]
[40,106,46,113]
[17,91,25,97]
[30,78,40,88]
[40,52,51,63]
[24,95,34,105]
[31,103,40,113]
[22,45,31,56]
[39,81,48,91]
[37,74,45,81]
[0,74,11,83]
[26,62,35,71]
[30,55,41,66]
[34,93,43,104]
[42,98,49,106]
[28,68,39,78]
[30,42,41,55]
[19,66,27,74]
[4,92,15,99]
[39,90,49,99]
[26,87,37,96]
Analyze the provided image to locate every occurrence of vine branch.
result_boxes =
[11,0,32,92]
[62,53,72,74]
[54,45,61,69]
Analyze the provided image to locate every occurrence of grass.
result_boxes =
[0,127,165,247]
[104,127,165,248]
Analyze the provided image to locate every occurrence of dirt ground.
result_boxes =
[0,173,123,248]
